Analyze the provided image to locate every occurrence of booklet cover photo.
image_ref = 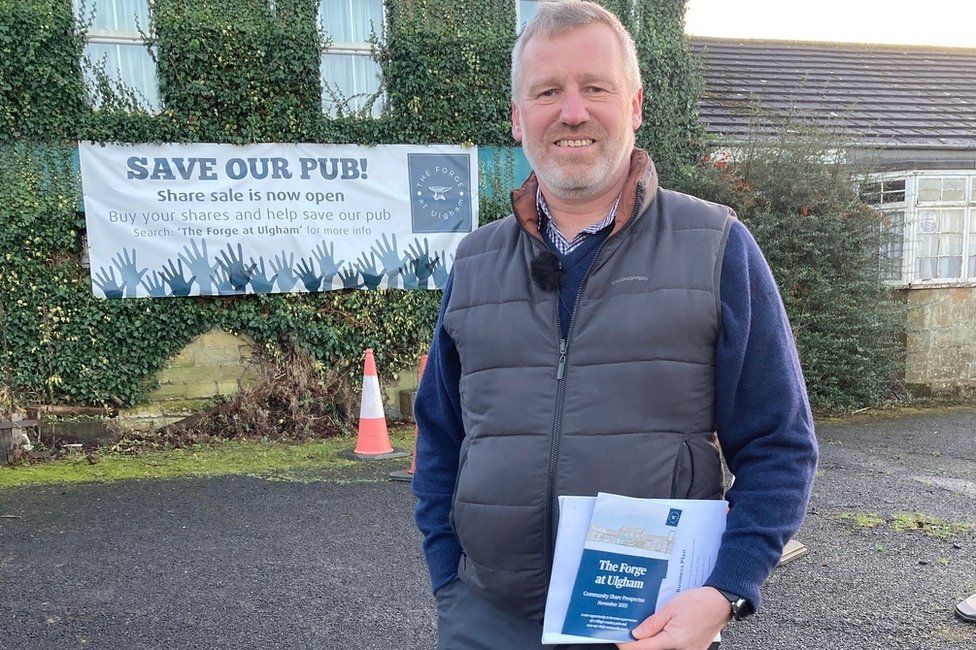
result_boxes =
[542,493,727,645]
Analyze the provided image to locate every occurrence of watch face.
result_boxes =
[731,597,752,620]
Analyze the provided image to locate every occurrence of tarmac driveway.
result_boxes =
[1,406,974,649]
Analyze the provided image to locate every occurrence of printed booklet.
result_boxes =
[542,493,727,644]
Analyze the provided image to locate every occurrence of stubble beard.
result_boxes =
[523,128,634,201]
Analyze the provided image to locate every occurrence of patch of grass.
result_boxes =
[0,427,415,490]
[890,512,974,539]
[838,511,974,540]
[839,512,885,528]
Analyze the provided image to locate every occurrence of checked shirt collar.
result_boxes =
[536,186,619,255]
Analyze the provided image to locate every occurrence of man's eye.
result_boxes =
[539,89,558,98]
[588,86,606,93]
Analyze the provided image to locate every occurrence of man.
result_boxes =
[413,2,818,648]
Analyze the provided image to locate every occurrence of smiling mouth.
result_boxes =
[555,139,595,148]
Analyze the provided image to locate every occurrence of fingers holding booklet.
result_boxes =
[617,587,731,649]
[542,493,728,646]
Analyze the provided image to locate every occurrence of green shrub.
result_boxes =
[683,124,906,412]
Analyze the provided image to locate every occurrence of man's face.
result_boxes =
[511,23,643,200]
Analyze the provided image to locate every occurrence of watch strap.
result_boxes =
[715,588,752,621]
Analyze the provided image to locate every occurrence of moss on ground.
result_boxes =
[0,427,416,489]
[839,512,886,528]
[889,512,975,539]
[838,511,974,539]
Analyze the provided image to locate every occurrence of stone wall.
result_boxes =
[384,361,424,420]
[149,329,262,401]
[120,329,422,431]
[901,286,976,395]
[119,329,262,431]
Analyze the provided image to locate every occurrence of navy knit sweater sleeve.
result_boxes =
[702,219,818,612]
[413,219,818,609]
[412,272,465,595]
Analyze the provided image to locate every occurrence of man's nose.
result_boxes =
[559,89,589,125]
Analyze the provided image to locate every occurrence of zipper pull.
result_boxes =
[557,338,567,380]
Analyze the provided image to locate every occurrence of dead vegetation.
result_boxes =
[113,344,359,453]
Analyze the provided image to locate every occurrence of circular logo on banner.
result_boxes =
[407,153,474,233]
[920,211,937,233]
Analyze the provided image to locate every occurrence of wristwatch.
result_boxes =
[715,588,753,621]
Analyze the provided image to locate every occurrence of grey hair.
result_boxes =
[511,0,642,99]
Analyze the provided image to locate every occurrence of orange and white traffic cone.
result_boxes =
[341,349,408,461]
[391,354,428,482]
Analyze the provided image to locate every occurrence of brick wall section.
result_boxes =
[901,286,976,395]
[148,329,262,401]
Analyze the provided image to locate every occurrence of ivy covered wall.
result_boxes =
[0,0,702,407]
[0,0,902,413]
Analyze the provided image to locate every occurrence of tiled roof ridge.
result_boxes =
[688,35,976,56]
[690,35,976,149]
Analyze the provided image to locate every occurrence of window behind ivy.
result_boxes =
[320,0,384,116]
[78,0,159,110]
[879,210,905,283]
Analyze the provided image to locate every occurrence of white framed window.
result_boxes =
[871,172,976,287]
[864,175,910,284]
[861,178,906,206]
[970,177,976,279]
[320,0,384,117]
[77,0,159,111]
[517,1,540,31]
[915,207,965,281]
[917,176,967,203]
[879,209,906,283]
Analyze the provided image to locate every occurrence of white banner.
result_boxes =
[79,142,478,298]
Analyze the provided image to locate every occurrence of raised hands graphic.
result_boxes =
[210,265,241,296]
[355,252,384,290]
[112,248,148,298]
[217,243,256,293]
[160,258,196,297]
[371,233,404,287]
[405,238,439,290]
[338,265,361,289]
[432,250,453,289]
[93,266,125,299]
[140,271,168,298]
[297,256,324,292]
[270,251,298,292]
[95,237,452,298]
[179,239,217,296]
[313,241,344,289]
[400,255,420,290]
[248,257,278,294]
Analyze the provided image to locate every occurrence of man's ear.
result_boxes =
[511,100,523,142]
[631,87,644,131]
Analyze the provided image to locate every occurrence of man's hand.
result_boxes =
[617,587,731,650]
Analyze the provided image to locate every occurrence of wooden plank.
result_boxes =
[777,539,810,567]
[0,420,41,430]
[30,405,116,417]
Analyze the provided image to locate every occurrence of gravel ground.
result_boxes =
[1,406,974,649]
